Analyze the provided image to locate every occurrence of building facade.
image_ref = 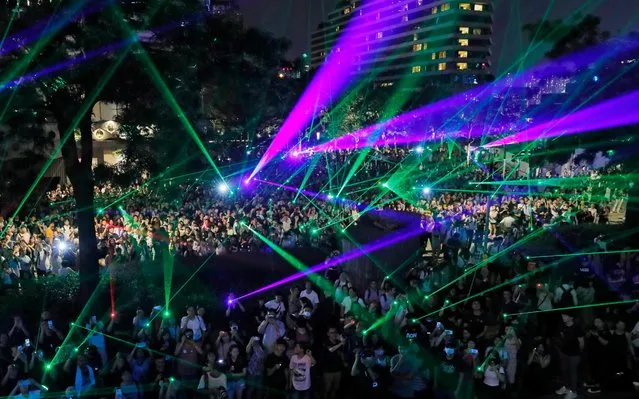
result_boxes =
[310,0,493,88]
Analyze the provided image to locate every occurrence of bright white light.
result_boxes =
[57,241,68,251]
[291,151,300,158]
[327,194,334,200]
[217,182,230,194]
[422,187,431,195]
[415,146,424,154]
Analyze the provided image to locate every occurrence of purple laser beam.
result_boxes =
[0,0,111,57]
[1,17,196,91]
[303,34,639,154]
[234,226,423,302]
[484,88,639,147]
[248,0,391,180]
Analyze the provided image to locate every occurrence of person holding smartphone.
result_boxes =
[127,345,151,384]
[38,313,63,360]
[197,353,227,399]
[476,356,505,399]
[264,339,288,399]
[522,342,551,398]
[174,329,203,381]
[351,348,389,399]
[289,343,315,399]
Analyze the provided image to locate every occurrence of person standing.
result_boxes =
[584,317,610,394]
[433,347,463,399]
[555,312,584,399]
[263,340,289,399]
[289,343,315,399]
[322,328,346,399]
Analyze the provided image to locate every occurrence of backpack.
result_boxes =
[556,285,575,308]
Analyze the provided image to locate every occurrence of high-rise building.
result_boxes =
[309,0,493,88]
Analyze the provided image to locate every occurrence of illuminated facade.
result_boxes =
[309,0,493,87]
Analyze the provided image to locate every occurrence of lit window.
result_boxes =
[441,3,450,11]
[432,53,436,60]
[402,15,409,22]
[413,33,418,41]
[417,0,423,5]
[459,3,471,10]
[438,62,447,71]
[457,62,468,70]
[344,7,351,15]
[423,42,428,49]
[432,7,438,14]
[473,28,482,35]
[474,4,484,11]
[458,50,468,58]
[459,39,469,46]
[412,66,422,73]
[376,32,383,39]
[439,50,447,58]
[459,26,470,34]
[336,26,340,32]
[402,4,409,11]
[413,43,423,51]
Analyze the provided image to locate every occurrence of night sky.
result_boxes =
[238,0,637,73]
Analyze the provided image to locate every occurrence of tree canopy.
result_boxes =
[0,0,300,301]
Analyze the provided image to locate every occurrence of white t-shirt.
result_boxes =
[483,366,504,387]
[290,354,312,391]
[299,290,319,306]
[197,372,227,395]
[341,296,365,314]
[180,316,207,341]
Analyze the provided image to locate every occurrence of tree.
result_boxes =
[0,1,300,302]
[523,15,639,235]
[523,14,610,59]
[115,14,300,174]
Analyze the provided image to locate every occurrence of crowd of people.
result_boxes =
[0,144,637,399]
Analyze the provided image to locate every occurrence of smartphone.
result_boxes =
[436,322,443,329]
[217,359,224,364]
[24,339,30,347]
[469,349,479,355]
[17,345,23,352]
[47,320,54,329]
[137,342,147,348]
[115,388,123,399]
[372,382,378,388]
[91,316,97,324]
[445,330,453,335]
